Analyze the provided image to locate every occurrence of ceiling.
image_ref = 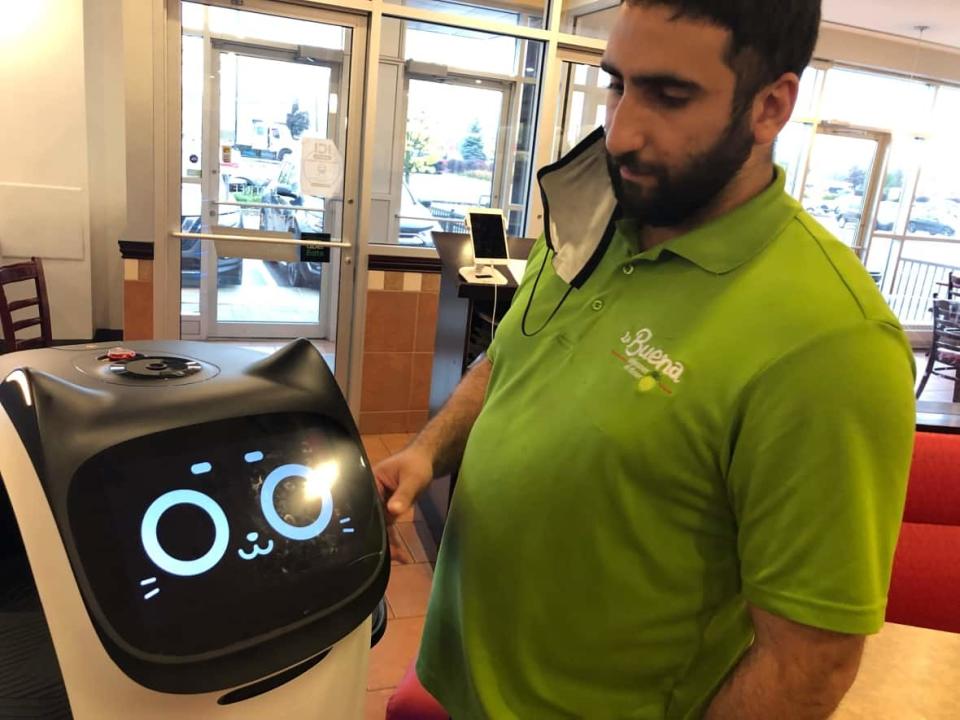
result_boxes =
[822,0,960,49]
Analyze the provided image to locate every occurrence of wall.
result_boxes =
[84,0,127,332]
[121,0,157,247]
[0,1,131,340]
[0,0,93,340]
[359,270,440,434]
[816,23,960,84]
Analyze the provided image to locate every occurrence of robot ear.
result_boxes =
[26,368,114,413]
[2,367,113,425]
[1,368,112,478]
[245,338,332,391]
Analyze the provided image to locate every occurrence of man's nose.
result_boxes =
[605,96,648,161]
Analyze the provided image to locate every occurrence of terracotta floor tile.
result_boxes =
[367,615,426,690]
[380,433,415,455]
[396,522,437,564]
[365,688,394,720]
[386,562,434,619]
[388,524,415,565]
[362,435,392,466]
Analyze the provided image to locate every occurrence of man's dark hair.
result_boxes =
[622,0,821,111]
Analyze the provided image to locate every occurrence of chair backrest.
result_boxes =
[931,298,960,352]
[0,258,53,353]
[948,272,960,300]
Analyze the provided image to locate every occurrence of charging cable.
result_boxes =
[491,282,499,345]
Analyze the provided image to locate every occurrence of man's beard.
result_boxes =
[606,111,755,228]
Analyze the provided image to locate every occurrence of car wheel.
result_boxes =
[286,262,302,288]
[838,217,847,228]
[278,148,291,161]
[908,222,917,233]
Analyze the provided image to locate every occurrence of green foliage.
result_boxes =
[404,113,436,179]
[286,102,310,140]
[459,120,487,162]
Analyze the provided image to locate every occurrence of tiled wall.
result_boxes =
[122,258,153,340]
[360,270,440,435]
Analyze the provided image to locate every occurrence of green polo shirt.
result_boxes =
[416,168,916,719]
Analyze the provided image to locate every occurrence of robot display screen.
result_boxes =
[68,413,383,658]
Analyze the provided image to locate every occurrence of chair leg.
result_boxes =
[916,351,937,398]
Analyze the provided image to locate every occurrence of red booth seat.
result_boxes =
[885,431,960,633]
[386,662,447,720]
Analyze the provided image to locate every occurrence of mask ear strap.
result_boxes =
[520,248,575,338]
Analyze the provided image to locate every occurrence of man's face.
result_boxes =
[602,4,757,227]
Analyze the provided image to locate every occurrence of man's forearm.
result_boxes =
[409,356,492,477]
[705,637,861,720]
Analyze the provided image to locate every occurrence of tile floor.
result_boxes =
[361,433,437,720]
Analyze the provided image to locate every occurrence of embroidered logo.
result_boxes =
[611,328,685,395]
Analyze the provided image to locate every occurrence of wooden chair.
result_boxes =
[0,258,53,354]
[934,271,960,300]
[916,298,960,401]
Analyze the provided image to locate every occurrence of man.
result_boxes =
[375,1,916,717]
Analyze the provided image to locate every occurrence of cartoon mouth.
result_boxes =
[238,531,274,560]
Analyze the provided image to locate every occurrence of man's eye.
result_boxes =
[656,91,690,109]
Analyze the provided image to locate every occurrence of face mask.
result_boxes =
[536,126,619,288]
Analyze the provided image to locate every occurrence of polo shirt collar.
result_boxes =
[619,166,801,274]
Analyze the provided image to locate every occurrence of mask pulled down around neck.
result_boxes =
[537,126,619,288]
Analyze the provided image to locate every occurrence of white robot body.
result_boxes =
[0,341,388,719]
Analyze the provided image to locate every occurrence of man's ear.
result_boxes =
[753,72,800,146]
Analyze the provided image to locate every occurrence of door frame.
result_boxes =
[199,40,347,339]
[160,0,368,398]
[401,70,514,215]
[798,123,892,262]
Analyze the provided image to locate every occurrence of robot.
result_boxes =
[0,339,388,718]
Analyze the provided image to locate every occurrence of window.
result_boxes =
[559,1,619,40]
[820,67,936,132]
[370,18,543,247]
[555,62,609,160]
[389,0,546,29]
[908,88,960,240]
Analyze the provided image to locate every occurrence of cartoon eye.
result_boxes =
[141,489,230,577]
[259,463,335,541]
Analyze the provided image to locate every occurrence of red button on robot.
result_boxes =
[106,347,137,362]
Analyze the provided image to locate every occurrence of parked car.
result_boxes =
[258,160,324,235]
[179,174,255,287]
[179,217,244,288]
[835,200,897,232]
[399,184,443,245]
[258,161,325,288]
[908,217,956,237]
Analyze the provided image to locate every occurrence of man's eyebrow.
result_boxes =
[600,61,703,93]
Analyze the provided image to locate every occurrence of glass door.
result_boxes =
[554,53,606,161]
[400,75,511,242]
[178,1,364,367]
[797,124,891,260]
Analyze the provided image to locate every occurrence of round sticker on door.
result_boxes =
[300,137,343,197]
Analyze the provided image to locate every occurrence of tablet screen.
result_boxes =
[469,212,508,260]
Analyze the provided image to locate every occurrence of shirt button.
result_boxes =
[622,264,635,275]
[591,299,604,311]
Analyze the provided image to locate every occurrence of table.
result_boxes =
[833,622,960,718]
[419,233,536,544]
[916,401,960,434]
